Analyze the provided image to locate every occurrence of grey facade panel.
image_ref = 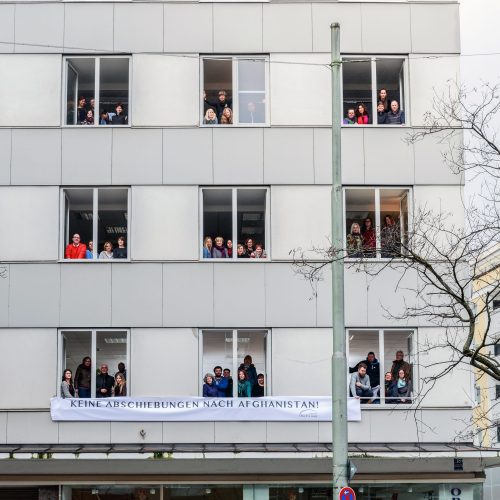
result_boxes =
[263,4,313,53]
[267,422,319,442]
[9,264,60,327]
[0,4,14,53]
[112,128,163,185]
[361,3,411,54]
[341,128,365,184]
[14,3,64,53]
[59,421,112,444]
[264,264,316,327]
[62,128,112,185]
[164,128,213,185]
[60,264,112,327]
[410,3,460,54]
[213,3,263,53]
[0,129,11,185]
[11,129,62,186]
[163,263,214,327]
[264,128,314,184]
[364,128,414,185]
[64,3,114,53]
[113,3,164,53]
[163,421,215,444]
[111,263,163,327]
[313,128,333,185]
[213,263,266,327]
[164,3,213,53]
[213,128,264,185]
[110,422,163,444]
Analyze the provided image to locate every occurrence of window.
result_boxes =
[344,187,410,259]
[201,187,269,260]
[62,188,129,260]
[493,299,500,310]
[59,329,129,398]
[342,56,407,126]
[495,385,500,400]
[495,345,500,357]
[64,56,130,126]
[497,425,500,444]
[201,56,269,126]
[347,329,415,405]
[200,329,270,397]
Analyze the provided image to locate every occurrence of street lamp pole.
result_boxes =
[330,22,349,495]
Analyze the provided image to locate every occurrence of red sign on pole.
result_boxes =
[339,487,356,500]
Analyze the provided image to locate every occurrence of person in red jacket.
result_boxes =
[65,233,87,259]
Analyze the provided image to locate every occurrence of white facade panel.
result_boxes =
[114,4,164,53]
[6,412,57,444]
[263,4,312,53]
[11,129,62,185]
[0,186,59,261]
[312,3,362,53]
[14,3,64,53]
[411,3,460,54]
[270,54,331,126]
[270,186,330,260]
[271,328,332,396]
[361,3,411,53]
[0,265,8,327]
[131,328,198,397]
[164,4,213,53]
[213,3,263,53]
[0,329,56,409]
[409,55,460,127]
[132,54,199,127]
[417,327,473,407]
[0,4,14,53]
[0,129,11,185]
[64,3,114,53]
[131,186,199,261]
[0,55,61,126]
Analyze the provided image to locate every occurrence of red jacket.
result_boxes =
[65,243,87,259]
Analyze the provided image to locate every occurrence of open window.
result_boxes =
[347,329,415,405]
[201,187,269,260]
[64,56,130,126]
[200,329,269,397]
[342,56,407,126]
[62,187,129,260]
[344,187,410,259]
[59,329,129,398]
[201,56,268,126]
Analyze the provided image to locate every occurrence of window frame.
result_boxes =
[58,328,131,399]
[199,328,272,397]
[200,55,270,127]
[59,186,131,262]
[340,55,409,127]
[346,327,417,407]
[343,186,413,260]
[62,55,132,128]
[199,186,271,261]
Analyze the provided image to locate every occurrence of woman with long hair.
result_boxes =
[220,107,233,125]
[114,372,127,397]
[74,356,92,398]
[356,103,370,124]
[237,369,252,398]
[203,237,213,259]
[61,369,75,398]
[346,222,363,257]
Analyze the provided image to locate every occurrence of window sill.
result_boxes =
[200,258,270,262]
[200,123,270,128]
[60,259,131,263]
[62,125,131,128]
[341,124,406,128]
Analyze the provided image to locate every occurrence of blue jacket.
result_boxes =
[203,383,218,397]
[214,376,229,397]
[203,247,212,258]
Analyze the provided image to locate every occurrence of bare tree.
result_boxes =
[292,80,500,429]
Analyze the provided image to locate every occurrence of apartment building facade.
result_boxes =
[0,0,493,498]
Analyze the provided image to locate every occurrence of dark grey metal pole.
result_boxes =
[330,22,349,495]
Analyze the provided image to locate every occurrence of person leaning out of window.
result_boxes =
[113,372,127,397]
[237,369,252,397]
[385,100,405,125]
[74,356,92,398]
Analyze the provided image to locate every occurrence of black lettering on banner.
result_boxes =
[70,401,77,407]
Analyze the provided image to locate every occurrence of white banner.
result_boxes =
[50,397,361,422]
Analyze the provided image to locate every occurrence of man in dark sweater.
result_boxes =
[349,351,381,389]
[386,100,405,125]
[96,364,115,398]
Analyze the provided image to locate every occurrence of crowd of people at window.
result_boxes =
[203,90,263,125]
[203,237,267,259]
[349,350,412,404]
[61,359,127,398]
[346,215,401,258]
[203,355,266,398]
[65,234,127,259]
[75,97,128,125]
[343,89,405,125]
